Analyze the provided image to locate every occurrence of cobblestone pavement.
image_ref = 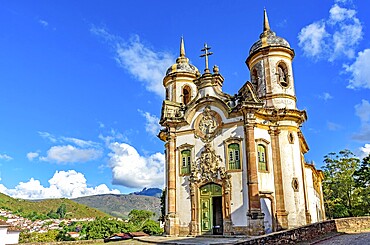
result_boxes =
[315,232,370,245]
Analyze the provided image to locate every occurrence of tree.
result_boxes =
[354,154,370,215]
[128,209,154,230]
[322,150,360,218]
[159,189,166,222]
[142,220,163,235]
[56,203,67,218]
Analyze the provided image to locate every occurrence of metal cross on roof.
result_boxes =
[200,43,213,73]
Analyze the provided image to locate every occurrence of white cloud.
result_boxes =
[355,99,370,123]
[40,145,102,164]
[359,144,370,159]
[139,110,161,137]
[91,27,174,97]
[0,170,120,199]
[298,4,363,61]
[352,100,370,141]
[38,19,49,27]
[0,154,12,161]
[108,142,164,189]
[298,21,327,58]
[344,49,370,89]
[26,152,39,161]
[61,137,100,148]
[39,131,57,143]
[319,92,333,101]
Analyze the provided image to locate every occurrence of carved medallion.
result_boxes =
[194,106,222,143]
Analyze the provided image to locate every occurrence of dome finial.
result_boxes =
[263,8,271,32]
[180,36,185,58]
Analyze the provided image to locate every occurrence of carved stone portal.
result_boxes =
[189,144,232,235]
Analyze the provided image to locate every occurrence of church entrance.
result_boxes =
[200,183,223,235]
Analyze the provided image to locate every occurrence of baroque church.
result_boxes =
[158,10,325,236]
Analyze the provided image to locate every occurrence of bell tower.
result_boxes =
[163,37,199,106]
[246,9,296,110]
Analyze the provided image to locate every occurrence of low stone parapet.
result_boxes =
[236,216,370,245]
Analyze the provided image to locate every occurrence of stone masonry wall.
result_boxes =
[236,216,370,245]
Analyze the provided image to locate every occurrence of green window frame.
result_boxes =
[257,144,267,171]
[181,150,191,174]
[228,143,241,170]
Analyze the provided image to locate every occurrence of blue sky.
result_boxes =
[0,0,369,199]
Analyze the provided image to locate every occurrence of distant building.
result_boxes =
[158,10,325,236]
[0,220,20,245]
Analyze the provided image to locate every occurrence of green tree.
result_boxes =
[19,230,59,243]
[159,189,166,222]
[128,209,154,230]
[56,203,67,218]
[84,217,129,239]
[354,154,370,215]
[322,150,360,218]
[142,220,163,235]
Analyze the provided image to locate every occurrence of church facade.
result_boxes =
[158,10,325,236]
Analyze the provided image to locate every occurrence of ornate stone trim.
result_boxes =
[194,106,222,143]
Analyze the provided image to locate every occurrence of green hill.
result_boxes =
[0,193,109,219]
[72,194,161,219]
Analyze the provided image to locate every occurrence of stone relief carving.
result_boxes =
[189,144,231,187]
[194,106,222,143]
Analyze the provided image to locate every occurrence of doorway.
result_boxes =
[200,183,223,235]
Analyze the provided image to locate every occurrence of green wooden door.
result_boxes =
[200,183,222,234]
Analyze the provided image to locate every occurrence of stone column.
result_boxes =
[165,131,179,236]
[189,183,198,236]
[269,128,288,230]
[244,120,264,235]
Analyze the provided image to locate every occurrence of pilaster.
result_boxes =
[269,127,288,230]
[244,118,264,235]
[165,130,179,236]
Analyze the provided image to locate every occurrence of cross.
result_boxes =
[200,43,213,73]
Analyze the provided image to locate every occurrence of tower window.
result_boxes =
[180,149,191,174]
[257,144,268,171]
[228,143,241,170]
[252,69,259,91]
[277,63,289,88]
[183,85,191,105]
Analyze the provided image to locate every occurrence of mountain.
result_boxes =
[72,194,161,219]
[132,188,162,198]
[0,193,109,219]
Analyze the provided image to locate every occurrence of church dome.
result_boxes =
[166,37,199,76]
[249,10,291,55]
[166,61,199,75]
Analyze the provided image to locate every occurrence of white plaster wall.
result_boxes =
[229,172,246,226]
[5,231,20,245]
[305,168,323,223]
[175,134,195,226]
[0,227,8,245]
[261,198,273,233]
[279,130,307,228]
[254,128,275,193]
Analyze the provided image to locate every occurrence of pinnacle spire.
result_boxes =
[263,8,271,32]
[180,36,185,58]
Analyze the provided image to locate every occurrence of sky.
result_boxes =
[0,0,369,199]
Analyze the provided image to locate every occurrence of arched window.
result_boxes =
[228,143,241,170]
[182,85,191,105]
[165,88,169,100]
[252,68,259,91]
[277,63,289,88]
[181,149,191,174]
[257,144,268,171]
